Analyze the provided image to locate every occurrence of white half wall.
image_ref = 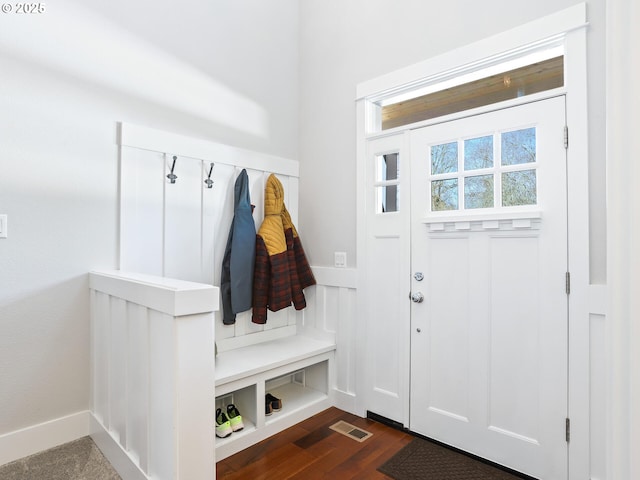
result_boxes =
[301,267,358,413]
[89,270,218,480]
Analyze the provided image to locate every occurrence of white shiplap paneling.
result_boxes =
[119,124,301,347]
[90,271,217,480]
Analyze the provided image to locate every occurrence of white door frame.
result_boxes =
[355,4,592,479]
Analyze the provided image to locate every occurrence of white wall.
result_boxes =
[0,0,299,438]
[298,0,607,284]
[606,0,640,477]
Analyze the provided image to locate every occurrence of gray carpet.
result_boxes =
[378,438,529,480]
[0,437,121,480]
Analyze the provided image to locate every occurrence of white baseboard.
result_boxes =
[90,414,148,480]
[0,411,90,466]
[333,389,358,416]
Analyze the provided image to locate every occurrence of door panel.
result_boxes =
[410,97,568,479]
[489,235,540,442]
[427,236,470,421]
[363,133,411,424]
[370,236,403,396]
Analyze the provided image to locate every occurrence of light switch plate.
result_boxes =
[0,215,6,238]
[334,251,347,268]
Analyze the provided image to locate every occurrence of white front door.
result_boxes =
[409,97,568,479]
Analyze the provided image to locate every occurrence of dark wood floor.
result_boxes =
[216,407,413,479]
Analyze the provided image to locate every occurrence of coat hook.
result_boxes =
[167,156,178,184]
[204,162,214,189]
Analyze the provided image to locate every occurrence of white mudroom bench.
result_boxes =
[214,334,335,461]
[89,269,335,480]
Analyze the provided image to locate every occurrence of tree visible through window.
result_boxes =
[430,142,458,211]
[429,127,537,212]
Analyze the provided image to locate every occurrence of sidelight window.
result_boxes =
[375,152,400,213]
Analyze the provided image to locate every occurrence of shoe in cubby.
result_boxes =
[226,404,244,432]
[266,393,282,412]
[216,408,233,438]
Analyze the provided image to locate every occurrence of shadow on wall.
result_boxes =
[0,0,269,141]
[0,275,91,434]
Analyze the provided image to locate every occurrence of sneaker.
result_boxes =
[226,404,244,432]
[266,393,282,412]
[265,398,273,416]
[215,408,233,438]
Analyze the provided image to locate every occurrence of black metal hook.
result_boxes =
[167,156,178,184]
[204,163,214,188]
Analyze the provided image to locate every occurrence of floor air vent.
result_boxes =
[329,420,373,442]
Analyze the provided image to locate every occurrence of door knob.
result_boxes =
[411,292,424,303]
[414,272,424,281]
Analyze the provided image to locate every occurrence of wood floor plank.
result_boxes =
[293,425,336,449]
[220,443,311,480]
[333,425,407,471]
[351,469,393,480]
[216,408,412,479]
[322,425,413,479]
[219,424,308,472]
[214,461,237,478]
[296,406,353,433]
[288,445,363,479]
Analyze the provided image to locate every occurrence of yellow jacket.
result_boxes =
[252,174,315,324]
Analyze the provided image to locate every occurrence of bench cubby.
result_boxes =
[214,335,336,460]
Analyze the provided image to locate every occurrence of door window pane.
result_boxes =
[465,175,494,209]
[377,185,399,213]
[375,152,400,214]
[377,153,399,181]
[432,179,458,211]
[464,135,493,170]
[501,128,536,165]
[431,142,458,175]
[502,170,537,206]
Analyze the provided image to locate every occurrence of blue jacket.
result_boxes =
[221,169,256,324]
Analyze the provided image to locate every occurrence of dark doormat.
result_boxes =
[378,438,529,480]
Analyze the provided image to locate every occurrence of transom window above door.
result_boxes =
[378,48,563,131]
[429,127,537,212]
